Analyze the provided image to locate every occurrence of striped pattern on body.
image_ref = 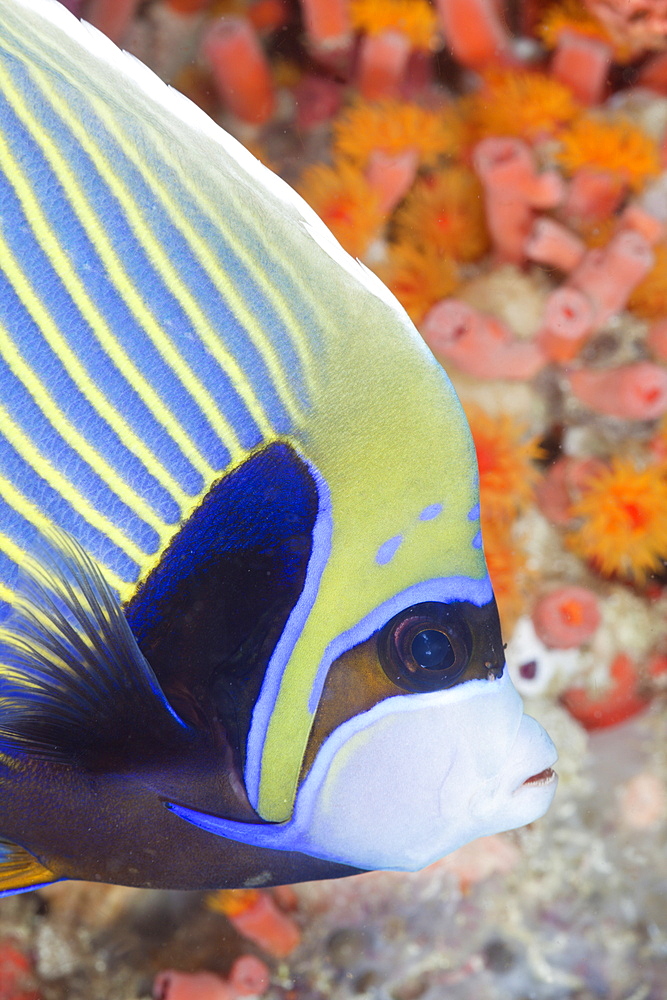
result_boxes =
[0,12,329,609]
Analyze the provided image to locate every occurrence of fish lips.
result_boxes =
[468,711,558,830]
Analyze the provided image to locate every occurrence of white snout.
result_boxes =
[291,671,558,871]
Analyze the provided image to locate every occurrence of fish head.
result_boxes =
[277,593,557,872]
[231,281,558,871]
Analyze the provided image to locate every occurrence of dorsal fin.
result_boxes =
[0,529,194,764]
[0,835,58,896]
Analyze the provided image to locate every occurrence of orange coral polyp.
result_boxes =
[385,243,459,322]
[557,115,661,192]
[480,517,527,631]
[629,242,667,319]
[350,0,440,49]
[568,458,667,584]
[298,160,384,258]
[465,404,544,523]
[469,68,580,142]
[332,99,465,170]
[392,166,488,262]
[537,0,615,51]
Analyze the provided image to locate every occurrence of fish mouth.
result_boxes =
[515,766,557,792]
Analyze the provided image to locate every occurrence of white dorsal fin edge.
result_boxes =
[1,0,406,319]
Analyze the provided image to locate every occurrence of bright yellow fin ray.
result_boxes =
[0,838,56,892]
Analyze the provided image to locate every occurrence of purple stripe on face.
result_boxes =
[376,535,403,565]
[307,574,493,713]
[419,503,443,521]
[468,504,480,521]
[472,531,483,549]
[244,460,333,811]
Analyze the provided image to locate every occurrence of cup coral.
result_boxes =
[384,243,460,322]
[566,457,667,584]
[465,404,544,523]
[468,68,580,143]
[332,98,466,171]
[349,0,439,50]
[556,115,661,193]
[392,166,488,263]
[297,160,384,258]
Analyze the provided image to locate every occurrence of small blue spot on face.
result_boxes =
[468,504,480,521]
[419,503,443,522]
[472,531,483,549]
[376,535,403,565]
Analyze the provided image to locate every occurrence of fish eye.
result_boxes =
[378,602,473,692]
[410,629,455,671]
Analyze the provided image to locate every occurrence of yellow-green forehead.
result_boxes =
[304,284,480,566]
[256,289,487,821]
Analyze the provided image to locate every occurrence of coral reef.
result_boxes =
[4,0,667,996]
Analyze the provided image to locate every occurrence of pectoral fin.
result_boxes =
[0,528,194,766]
[0,835,58,896]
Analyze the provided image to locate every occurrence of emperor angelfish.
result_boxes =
[0,0,557,895]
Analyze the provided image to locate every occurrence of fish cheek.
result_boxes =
[300,636,406,782]
[301,596,505,782]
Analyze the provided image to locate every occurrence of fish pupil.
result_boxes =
[411,629,455,671]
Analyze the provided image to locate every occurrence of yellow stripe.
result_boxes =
[25,54,310,427]
[88,98,313,423]
[0,320,171,539]
[0,81,247,469]
[0,398,150,564]
[1,25,318,429]
[0,486,127,594]
[104,128,317,420]
[0,226,191,515]
[0,92,214,488]
[19,64,280,442]
[0,583,13,606]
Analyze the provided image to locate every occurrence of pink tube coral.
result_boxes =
[293,76,343,131]
[365,148,419,214]
[357,30,412,101]
[536,456,607,525]
[569,231,655,326]
[532,586,601,648]
[569,362,667,420]
[474,138,564,262]
[551,30,612,106]
[84,0,140,43]
[618,205,664,246]
[637,52,667,94]
[538,286,595,361]
[564,168,625,223]
[648,318,667,360]
[154,957,270,1000]
[422,299,546,379]
[435,0,513,69]
[299,0,351,49]
[525,218,585,272]
[224,891,301,957]
[203,17,275,125]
